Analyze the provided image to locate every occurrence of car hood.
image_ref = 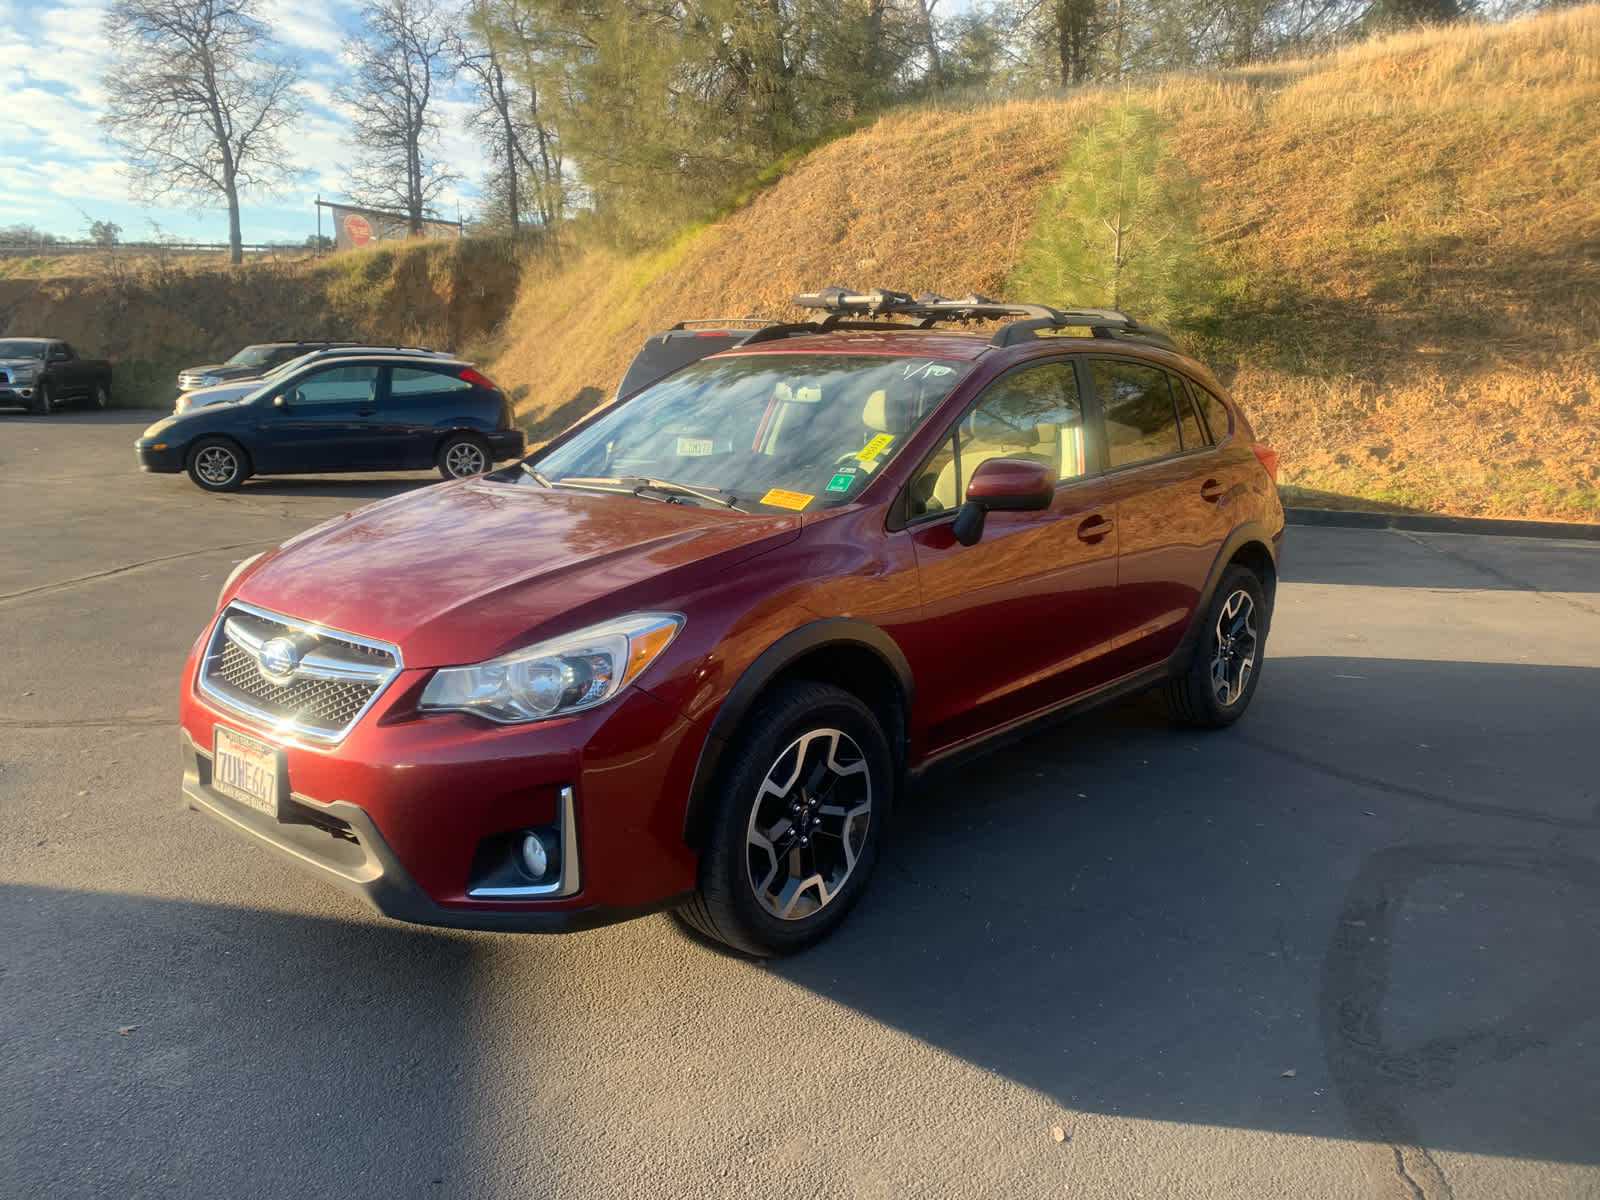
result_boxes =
[232,479,802,667]
[180,380,260,409]
[184,363,259,379]
[0,357,42,372]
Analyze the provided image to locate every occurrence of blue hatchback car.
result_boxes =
[136,353,525,492]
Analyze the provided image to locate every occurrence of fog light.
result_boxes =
[519,831,553,880]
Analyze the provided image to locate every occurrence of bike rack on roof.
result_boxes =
[789,286,1180,352]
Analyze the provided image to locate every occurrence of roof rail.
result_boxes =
[667,318,783,331]
[790,286,1180,352]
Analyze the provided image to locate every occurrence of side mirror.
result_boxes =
[952,458,1057,547]
[273,393,290,409]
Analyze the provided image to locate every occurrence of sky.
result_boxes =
[0,0,491,246]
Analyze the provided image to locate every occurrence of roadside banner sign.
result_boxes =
[316,200,462,251]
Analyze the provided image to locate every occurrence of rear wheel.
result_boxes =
[92,382,110,409]
[678,682,892,957]
[438,434,490,479]
[1165,563,1267,728]
[187,438,250,492]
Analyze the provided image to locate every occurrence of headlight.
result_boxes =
[200,374,220,386]
[12,364,40,382]
[419,612,682,724]
[217,551,264,606]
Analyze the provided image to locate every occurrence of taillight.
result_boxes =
[1251,442,1279,483]
[458,366,498,390]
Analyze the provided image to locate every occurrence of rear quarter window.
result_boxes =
[392,367,471,396]
[1187,379,1233,444]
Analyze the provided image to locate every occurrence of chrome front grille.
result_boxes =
[179,372,209,390]
[199,602,402,743]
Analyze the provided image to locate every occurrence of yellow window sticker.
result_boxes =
[760,488,814,511]
[856,433,894,462]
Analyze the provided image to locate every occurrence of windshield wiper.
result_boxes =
[519,462,553,487]
[552,475,742,510]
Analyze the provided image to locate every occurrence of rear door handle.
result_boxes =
[1200,479,1225,502]
[1077,515,1113,543]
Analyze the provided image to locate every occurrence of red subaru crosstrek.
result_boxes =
[178,290,1284,956]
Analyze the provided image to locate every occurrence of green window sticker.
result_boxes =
[826,473,855,493]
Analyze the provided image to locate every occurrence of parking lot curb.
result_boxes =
[1284,506,1600,542]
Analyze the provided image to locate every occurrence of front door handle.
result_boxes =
[356,407,377,417]
[1077,515,1113,543]
[1200,478,1225,502]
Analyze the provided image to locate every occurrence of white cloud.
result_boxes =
[0,0,492,239]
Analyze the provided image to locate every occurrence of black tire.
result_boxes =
[31,381,53,415]
[678,681,893,957]
[1165,563,1268,729]
[438,434,491,480]
[186,437,251,492]
[92,381,110,410]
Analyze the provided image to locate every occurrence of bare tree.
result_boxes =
[453,0,565,234]
[100,0,301,265]
[340,0,457,235]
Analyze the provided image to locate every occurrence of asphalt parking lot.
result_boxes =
[3,408,1598,1200]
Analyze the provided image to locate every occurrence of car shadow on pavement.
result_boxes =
[229,476,440,502]
[772,653,1600,1174]
[1277,522,1600,591]
[0,885,482,1199]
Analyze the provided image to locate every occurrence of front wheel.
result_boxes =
[437,434,490,480]
[1165,563,1268,729]
[31,381,54,415]
[187,438,250,492]
[678,682,893,957]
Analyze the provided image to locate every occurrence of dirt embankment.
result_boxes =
[0,239,532,407]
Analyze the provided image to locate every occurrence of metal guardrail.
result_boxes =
[0,241,302,256]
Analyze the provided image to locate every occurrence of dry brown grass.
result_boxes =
[488,5,1600,521]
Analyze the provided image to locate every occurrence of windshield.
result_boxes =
[225,345,279,369]
[533,353,970,513]
[0,341,45,360]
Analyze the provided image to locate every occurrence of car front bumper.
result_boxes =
[177,642,706,932]
[136,439,187,472]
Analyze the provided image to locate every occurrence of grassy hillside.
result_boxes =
[3,7,1595,520]
[484,6,1600,521]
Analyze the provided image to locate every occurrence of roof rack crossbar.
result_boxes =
[791,286,1178,351]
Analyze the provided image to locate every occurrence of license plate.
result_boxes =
[213,726,281,816]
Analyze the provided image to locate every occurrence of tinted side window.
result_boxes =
[391,366,471,397]
[910,359,1084,517]
[290,364,379,406]
[1093,359,1182,468]
[1188,380,1233,444]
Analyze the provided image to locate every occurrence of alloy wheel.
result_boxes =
[1210,588,1258,707]
[745,728,872,921]
[445,442,487,477]
[196,446,239,486]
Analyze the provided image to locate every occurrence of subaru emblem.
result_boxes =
[257,637,300,683]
